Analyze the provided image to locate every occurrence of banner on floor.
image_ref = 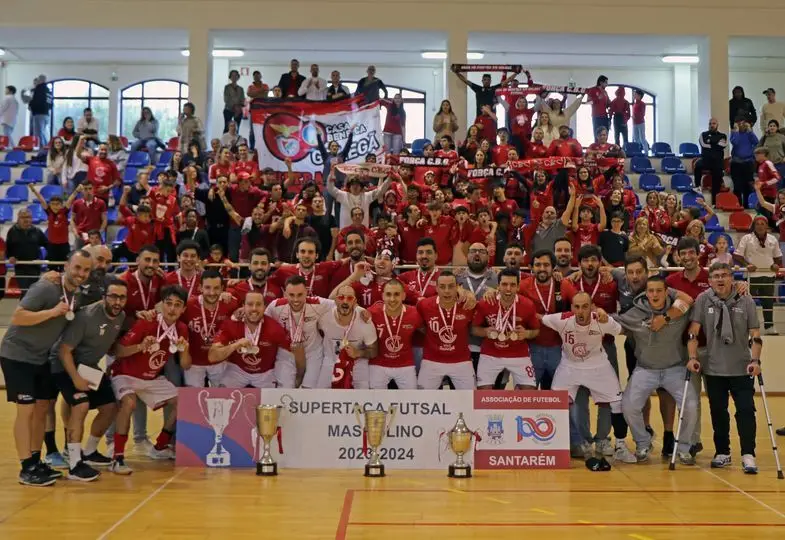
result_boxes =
[176,388,569,470]
[250,98,383,176]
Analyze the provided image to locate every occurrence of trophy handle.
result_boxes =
[197,389,209,424]
[353,403,363,431]
[387,405,397,432]
[229,389,245,421]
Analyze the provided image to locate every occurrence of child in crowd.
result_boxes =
[711,234,734,265]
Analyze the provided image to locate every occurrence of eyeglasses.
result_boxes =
[106,294,127,301]
[468,249,488,255]
[710,273,731,280]
[335,295,355,302]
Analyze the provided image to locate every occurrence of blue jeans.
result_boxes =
[33,114,49,147]
[529,343,561,390]
[131,138,164,166]
[592,116,610,140]
[2,123,14,147]
[570,341,618,446]
[632,123,649,154]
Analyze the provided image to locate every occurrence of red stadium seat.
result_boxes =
[0,135,8,150]
[14,135,39,151]
[728,211,753,232]
[120,136,130,148]
[716,192,743,211]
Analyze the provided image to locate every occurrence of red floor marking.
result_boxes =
[353,488,784,494]
[335,489,355,540]
[347,521,785,528]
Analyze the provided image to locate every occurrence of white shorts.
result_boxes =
[369,365,417,390]
[417,359,475,390]
[286,348,324,389]
[183,364,226,388]
[274,349,297,389]
[552,361,622,405]
[477,354,536,388]
[111,375,177,410]
[220,362,275,389]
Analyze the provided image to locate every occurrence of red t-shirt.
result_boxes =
[46,208,69,245]
[587,86,610,118]
[573,223,600,253]
[491,144,514,166]
[229,279,283,306]
[214,317,290,374]
[397,222,422,264]
[524,140,549,159]
[182,295,238,366]
[164,270,203,300]
[150,189,180,242]
[233,160,259,183]
[87,157,119,196]
[399,268,440,301]
[417,296,474,363]
[209,162,233,182]
[758,160,781,199]
[423,215,455,265]
[113,319,189,381]
[120,270,162,316]
[519,277,578,347]
[473,114,497,143]
[641,207,671,235]
[563,276,618,316]
[491,199,519,219]
[71,198,106,235]
[665,269,710,346]
[632,100,646,124]
[270,261,342,299]
[122,215,155,254]
[473,295,540,358]
[369,304,423,368]
[548,138,583,158]
[229,185,264,221]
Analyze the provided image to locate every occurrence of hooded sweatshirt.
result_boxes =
[612,293,689,369]
[609,87,631,123]
[729,87,757,127]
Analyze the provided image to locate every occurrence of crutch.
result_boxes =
[669,369,693,471]
[755,371,784,480]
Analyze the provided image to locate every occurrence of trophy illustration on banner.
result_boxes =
[255,404,283,476]
[353,403,397,477]
[197,389,244,467]
[447,413,480,478]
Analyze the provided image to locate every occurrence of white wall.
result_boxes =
[730,70,785,130]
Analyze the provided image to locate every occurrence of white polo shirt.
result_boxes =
[736,233,782,277]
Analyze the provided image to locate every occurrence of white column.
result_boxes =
[697,33,730,132]
[187,27,213,135]
[672,64,692,148]
[446,30,468,141]
[210,59,229,139]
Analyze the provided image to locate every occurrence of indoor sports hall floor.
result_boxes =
[0,394,784,539]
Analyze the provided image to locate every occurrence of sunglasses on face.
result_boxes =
[335,295,356,302]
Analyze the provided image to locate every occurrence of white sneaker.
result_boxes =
[764,327,779,336]
[711,454,732,468]
[596,439,614,457]
[147,446,175,460]
[635,444,653,463]
[614,440,637,464]
[109,457,133,475]
[134,438,154,455]
[742,454,758,474]
[579,441,594,459]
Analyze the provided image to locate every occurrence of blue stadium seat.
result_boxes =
[0,150,27,167]
[0,204,13,223]
[661,156,686,174]
[123,167,139,184]
[40,184,64,201]
[0,166,10,184]
[158,151,174,166]
[708,231,733,251]
[623,175,632,188]
[748,191,759,209]
[639,174,664,192]
[16,166,44,185]
[651,142,674,157]
[704,214,724,232]
[0,184,29,204]
[633,191,641,210]
[107,207,119,223]
[681,191,701,208]
[127,151,150,168]
[670,173,693,192]
[679,142,700,158]
[624,142,644,157]
[27,203,46,224]
[631,156,655,174]
[411,138,430,156]
[113,227,129,246]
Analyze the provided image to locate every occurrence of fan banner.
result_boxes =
[452,64,523,73]
[251,98,383,175]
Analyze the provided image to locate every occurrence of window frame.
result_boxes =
[119,79,190,141]
[46,78,110,142]
[340,81,426,145]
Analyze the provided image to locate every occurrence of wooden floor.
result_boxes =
[1,394,785,539]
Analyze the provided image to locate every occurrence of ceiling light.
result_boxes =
[181,49,245,58]
[467,52,485,60]
[0,48,5,56]
[662,55,699,64]
[421,51,447,60]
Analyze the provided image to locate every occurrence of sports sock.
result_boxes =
[67,443,81,470]
[44,431,58,455]
[155,429,173,451]
[31,450,41,464]
[83,435,100,456]
[113,433,128,458]
[611,413,628,440]
[21,456,37,472]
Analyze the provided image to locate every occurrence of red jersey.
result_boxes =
[519,276,577,347]
[214,317,291,374]
[573,223,600,253]
[209,162,233,182]
[588,142,613,156]
[122,215,155,254]
[665,269,710,346]
[641,206,671,234]
[423,215,455,265]
[71,198,106,234]
[113,318,189,381]
[509,108,535,141]
[529,184,554,225]
[586,86,610,118]
[232,160,259,183]
[417,296,474,364]
[150,188,179,243]
[46,208,69,244]
[609,96,631,122]
[563,275,618,316]
[398,221,424,264]
[399,268,440,301]
[524,140,549,159]
[369,304,423,368]
[491,199,519,219]
[632,100,646,124]
[491,144,514,166]
[229,185,264,221]
[182,296,238,366]
[757,160,781,199]
[119,270,163,316]
[87,157,119,196]
[473,295,540,358]
[164,270,203,300]
[473,114,497,144]
[229,278,282,306]
[271,261,341,298]
[548,138,583,158]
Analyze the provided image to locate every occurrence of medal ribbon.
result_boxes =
[534,279,554,313]
[156,314,179,345]
[178,270,198,298]
[436,297,457,335]
[580,277,601,301]
[134,270,151,310]
[244,322,261,349]
[298,265,315,296]
[289,307,306,343]
[61,276,75,312]
[199,295,220,340]
[496,299,516,335]
[416,268,437,297]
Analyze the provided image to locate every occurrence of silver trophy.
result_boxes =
[256,404,283,476]
[198,389,243,467]
[354,403,397,477]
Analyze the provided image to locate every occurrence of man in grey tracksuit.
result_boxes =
[613,275,698,465]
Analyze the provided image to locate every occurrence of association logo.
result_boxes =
[516,414,556,444]
[486,414,504,444]
[263,113,326,162]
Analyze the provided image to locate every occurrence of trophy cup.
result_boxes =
[447,413,475,478]
[198,389,243,467]
[256,405,283,476]
[354,403,397,477]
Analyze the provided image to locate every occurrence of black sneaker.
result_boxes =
[83,451,112,467]
[645,425,655,438]
[689,442,704,457]
[36,461,63,480]
[661,432,675,457]
[776,427,785,436]
[67,461,100,482]
[18,467,57,487]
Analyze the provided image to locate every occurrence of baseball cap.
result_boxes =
[764,88,776,95]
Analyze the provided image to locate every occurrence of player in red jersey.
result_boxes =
[368,279,423,389]
[416,271,477,389]
[270,237,342,298]
[110,285,190,474]
[229,247,282,305]
[398,237,441,300]
[209,290,302,389]
[472,268,540,389]
[182,270,238,387]
[118,245,163,321]
[570,192,606,255]
[164,240,202,300]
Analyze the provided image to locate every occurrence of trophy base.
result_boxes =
[364,464,385,477]
[448,464,472,478]
[256,462,278,476]
[206,452,230,468]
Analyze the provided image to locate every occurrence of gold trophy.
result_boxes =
[447,413,475,478]
[354,403,397,477]
[255,405,282,476]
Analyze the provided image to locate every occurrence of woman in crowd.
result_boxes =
[459,125,481,160]
[57,117,76,146]
[757,119,785,178]
[535,111,558,147]
[663,193,682,231]
[131,106,165,164]
[182,140,205,176]
[169,150,184,175]
[46,136,66,186]
[629,216,664,270]
[605,189,631,232]
[640,190,671,234]
[382,93,406,154]
[433,99,459,140]
[63,135,89,192]
[107,135,129,172]
[220,120,246,152]
[537,93,583,130]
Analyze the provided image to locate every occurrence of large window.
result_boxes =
[341,82,426,144]
[120,80,189,141]
[575,85,656,147]
[48,79,109,142]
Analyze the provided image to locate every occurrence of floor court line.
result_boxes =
[335,489,355,540]
[96,468,184,540]
[345,521,785,527]
[352,487,784,494]
[699,465,785,521]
